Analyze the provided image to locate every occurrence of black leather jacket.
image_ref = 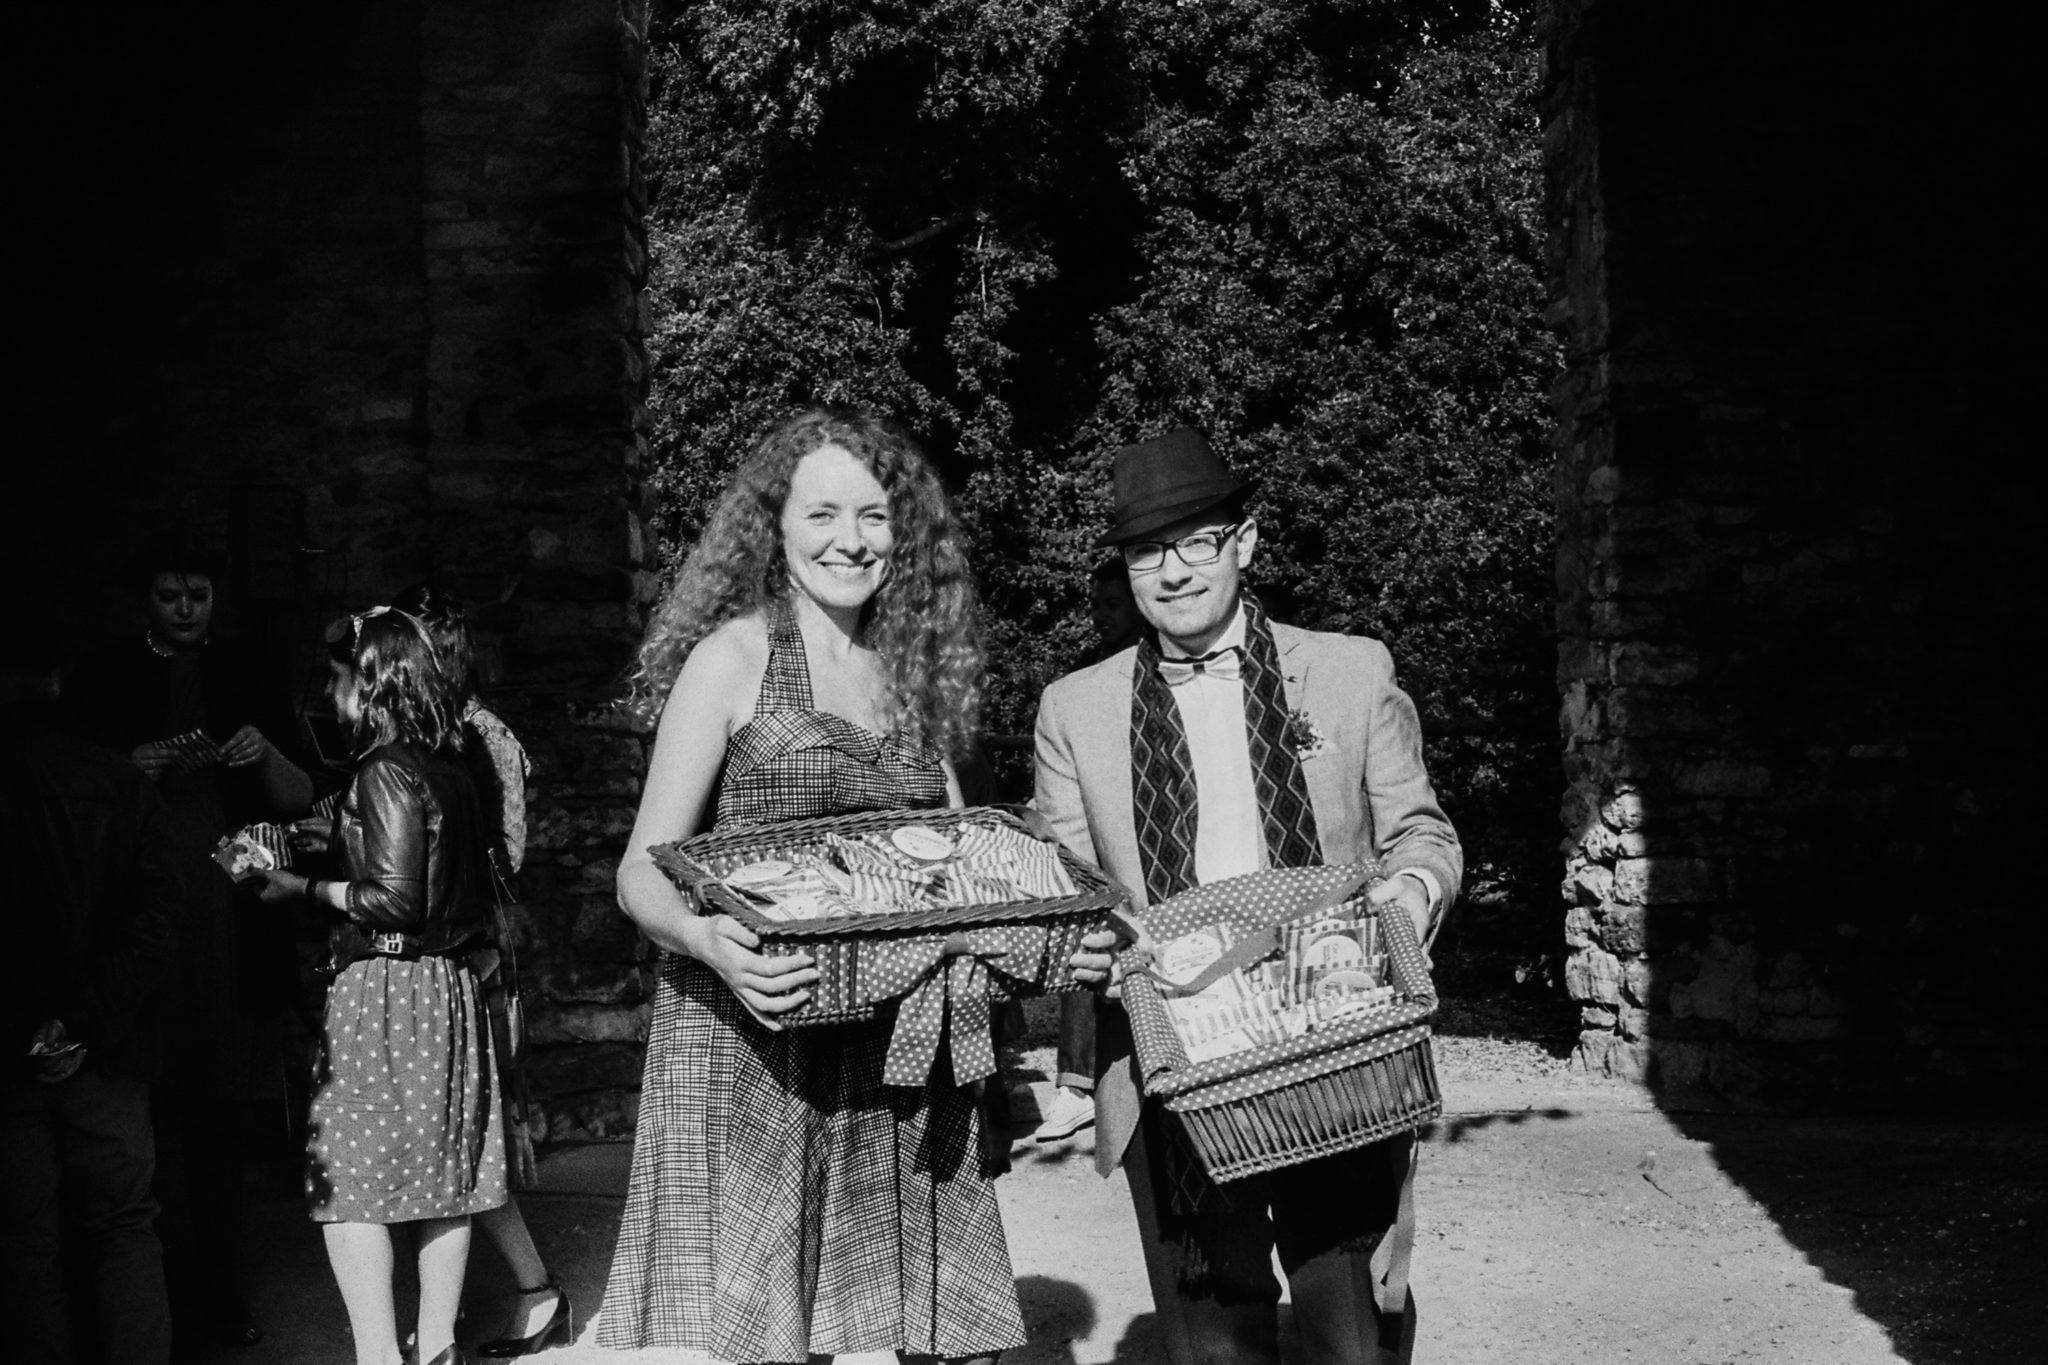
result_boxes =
[335,742,491,961]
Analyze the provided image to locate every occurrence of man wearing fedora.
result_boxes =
[1034,427,1461,1365]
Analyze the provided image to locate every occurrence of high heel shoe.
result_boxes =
[475,1275,573,1357]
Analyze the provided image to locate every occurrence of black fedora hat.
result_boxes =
[1095,427,1256,547]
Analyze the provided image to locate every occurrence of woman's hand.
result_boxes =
[686,914,818,1030]
[289,817,334,856]
[250,869,310,905]
[27,1020,85,1084]
[220,724,274,769]
[129,743,171,781]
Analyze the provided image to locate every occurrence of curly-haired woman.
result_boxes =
[595,409,1038,1363]
[256,608,505,1365]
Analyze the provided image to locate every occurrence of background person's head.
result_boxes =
[390,583,479,704]
[343,608,465,755]
[131,538,227,652]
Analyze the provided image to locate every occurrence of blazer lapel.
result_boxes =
[1276,627,1341,854]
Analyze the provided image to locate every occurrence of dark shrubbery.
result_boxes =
[641,0,1559,934]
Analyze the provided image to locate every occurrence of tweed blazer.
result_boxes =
[1032,618,1462,1173]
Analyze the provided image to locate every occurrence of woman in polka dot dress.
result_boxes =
[256,608,505,1365]
[597,410,1110,1363]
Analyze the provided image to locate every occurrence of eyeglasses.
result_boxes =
[1120,523,1243,573]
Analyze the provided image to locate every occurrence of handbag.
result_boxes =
[481,846,538,1186]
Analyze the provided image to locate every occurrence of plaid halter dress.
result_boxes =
[596,601,1026,1361]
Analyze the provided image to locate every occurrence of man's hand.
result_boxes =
[130,743,172,781]
[220,724,274,769]
[685,915,819,1031]
[1367,873,1432,948]
[27,1020,85,1084]
[1068,930,1121,989]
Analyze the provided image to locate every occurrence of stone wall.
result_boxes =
[1543,2,2040,1106]
[22,1,656,1142]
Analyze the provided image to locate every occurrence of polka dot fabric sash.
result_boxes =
[867,925,1051,1087]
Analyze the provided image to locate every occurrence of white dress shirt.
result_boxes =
[1159,610,1265,885]
[1160,606,1442,911]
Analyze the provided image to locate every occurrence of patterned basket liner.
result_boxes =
[1120,862,1442,1180]
[651,805,1125,1029]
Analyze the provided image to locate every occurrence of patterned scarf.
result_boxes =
[1129,593,1323,904]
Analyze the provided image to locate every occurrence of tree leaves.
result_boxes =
[642,0,1558,900]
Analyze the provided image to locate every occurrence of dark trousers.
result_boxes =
[0,1071,173,1365]
[151,1094,250,1335]
[1122,1106,1415,1365]
[1055,992,1098,1092]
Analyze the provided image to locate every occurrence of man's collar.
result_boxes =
[1158,602,1248,660]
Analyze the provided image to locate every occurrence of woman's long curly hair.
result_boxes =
[349,609,466,757]
[624,408,984,759]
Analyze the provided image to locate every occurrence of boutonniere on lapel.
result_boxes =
[1285,707,1327,760]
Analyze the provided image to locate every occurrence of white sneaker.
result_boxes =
[1032,1086,1096,1143]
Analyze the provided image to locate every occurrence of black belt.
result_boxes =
[323,924,482,977]
[366,930,425,959]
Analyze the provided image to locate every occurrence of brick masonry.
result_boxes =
[1542,2,2039,1106]
[21,1,658,1144]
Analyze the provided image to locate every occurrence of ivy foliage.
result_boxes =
[641,0,1559,907]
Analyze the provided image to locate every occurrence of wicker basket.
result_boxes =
[652,806,1125,1038]
[1120,863,1441,1183]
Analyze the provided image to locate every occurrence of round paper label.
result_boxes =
[890,825,955,861]
[1314,969,1377,1001]
[725,859,794,888]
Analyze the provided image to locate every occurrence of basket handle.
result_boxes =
[1141,864,1379,997]
[1375,880,1438,1013]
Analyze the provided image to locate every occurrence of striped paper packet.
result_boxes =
[821,834,932,910]
[163,729,223,774]
[953,821,1078,898]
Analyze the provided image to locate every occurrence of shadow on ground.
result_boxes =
[1666,1109,2046,1365]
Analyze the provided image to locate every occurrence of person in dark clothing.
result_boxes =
[55,541,314,1353]
[1,615,183,1365]
[1032,556,1144,1144]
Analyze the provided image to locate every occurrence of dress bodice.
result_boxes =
[713,599,946,829]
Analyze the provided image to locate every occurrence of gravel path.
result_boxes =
[196,1014,2042,1365]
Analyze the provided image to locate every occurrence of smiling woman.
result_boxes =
[780,443,896,620]
[593,408,1068,1363]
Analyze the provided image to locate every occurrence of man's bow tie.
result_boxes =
[1157,645,1242,685]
